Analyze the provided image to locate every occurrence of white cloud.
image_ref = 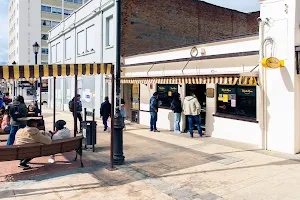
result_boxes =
[202,0,260,13]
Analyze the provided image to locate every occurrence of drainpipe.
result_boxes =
[100,6,104,105]
[259,18,267,150]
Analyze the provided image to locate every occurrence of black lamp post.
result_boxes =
[113,0,125,165]
[32,42,41,113]
[12,61,16,98]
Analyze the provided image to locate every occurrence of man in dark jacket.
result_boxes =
[149,92,159,132]
[70,94,83,132]
[100,97,111,131]
[171,93,182,134]
[7,95,28,145]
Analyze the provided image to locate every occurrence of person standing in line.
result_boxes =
[69,94,83,133]
[150,92,159,132]
[100,97,111,131]
[183,93,203,138]
[120,99,126,129]
[171,92,182,134]
[7,95,28,145]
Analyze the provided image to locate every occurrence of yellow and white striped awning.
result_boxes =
[119,76,258,86]
[0,63,113,82]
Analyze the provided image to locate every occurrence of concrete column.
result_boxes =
[260,0,300,154]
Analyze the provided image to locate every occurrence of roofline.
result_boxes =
[123,51,259,68]
[124,33,259,57]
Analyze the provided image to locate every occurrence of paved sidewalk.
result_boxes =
[1,108,300,200]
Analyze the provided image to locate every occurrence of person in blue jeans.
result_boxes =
[100,97,111,131]
[149,92,159,132]
[7,95,28,145]
[171,92,182,134]
[183,93,203,138]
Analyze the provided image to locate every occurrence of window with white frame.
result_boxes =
[51,21,59,27]
[77,30,85,55]
[41,19,51,26]
[86,25,95,52]
[51,45,56,63]
[52,7,62,15]
[56,42,62,62]
[64,9,72,16]
[41,34,48,40]
[106,16,113,47]
[65,37,72,60]
[41,5,51,13]
[41,48,48,55]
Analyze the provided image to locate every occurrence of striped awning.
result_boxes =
[119,76,258,86]
[0,63,113,81]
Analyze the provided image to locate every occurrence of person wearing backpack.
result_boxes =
[7,95,28,145]
[69,94,83,133]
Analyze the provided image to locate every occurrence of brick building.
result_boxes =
[121,0,260,56]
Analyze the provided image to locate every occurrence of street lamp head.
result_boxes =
[32,42,40,54]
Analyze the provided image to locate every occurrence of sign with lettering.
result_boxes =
[237,87,256,97]
[262,57,284,68]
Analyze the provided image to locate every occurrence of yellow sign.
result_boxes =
[262,57,284,68]
[223,94,229,103]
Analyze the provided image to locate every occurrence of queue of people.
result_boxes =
[150,92,203,138]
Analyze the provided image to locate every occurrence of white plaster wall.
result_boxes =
[260,0,298,153]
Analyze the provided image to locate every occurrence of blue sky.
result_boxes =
[0,0,260,64]
[0,0,8,65]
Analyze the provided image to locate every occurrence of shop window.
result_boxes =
[106,16,113,47]
[131,84,139,110]
[157,84,178,108]
[216,85,256,119]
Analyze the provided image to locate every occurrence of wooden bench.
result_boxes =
[0,136,84,167]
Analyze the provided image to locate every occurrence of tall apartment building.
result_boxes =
[8,0,86,65]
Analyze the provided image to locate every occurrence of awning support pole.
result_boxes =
[53,77,56,131]
[74,75,78,137]
[39,77,42,114]
[181,60,190,74]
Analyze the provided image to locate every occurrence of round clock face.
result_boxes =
[190,47,198,57]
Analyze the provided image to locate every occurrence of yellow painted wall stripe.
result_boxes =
[53,64,58,77]
[13,66,20,79]
[34,65,39,78]
[43,65,49,77]
[86,64,90,75]
[61,64,67,76]
[70,64,74,76]
[93,63,98,75]
[3,66,9,80]
[78,64,82,76]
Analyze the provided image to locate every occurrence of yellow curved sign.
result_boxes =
[262,57,284,68]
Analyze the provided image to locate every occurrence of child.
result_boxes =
[48,120,71,163]
[1,110,10,132]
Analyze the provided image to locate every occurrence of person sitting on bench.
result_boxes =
[48,120,71,163]
[15,119,52,169]
[1,109,10,132]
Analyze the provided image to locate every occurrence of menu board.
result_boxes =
[217,86,236,113]
[157,84,178,108]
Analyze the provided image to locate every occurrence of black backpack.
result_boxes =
[68,100,74,112]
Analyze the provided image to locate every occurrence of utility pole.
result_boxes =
[113,0,125,165]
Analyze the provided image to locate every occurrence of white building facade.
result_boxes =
[47,0,115,116]
[8,0,86,65]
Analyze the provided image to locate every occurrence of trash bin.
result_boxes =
[82,121,97,146]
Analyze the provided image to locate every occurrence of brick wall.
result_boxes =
[122,0,259,56]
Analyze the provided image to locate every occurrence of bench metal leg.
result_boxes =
[76,148,84,168]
